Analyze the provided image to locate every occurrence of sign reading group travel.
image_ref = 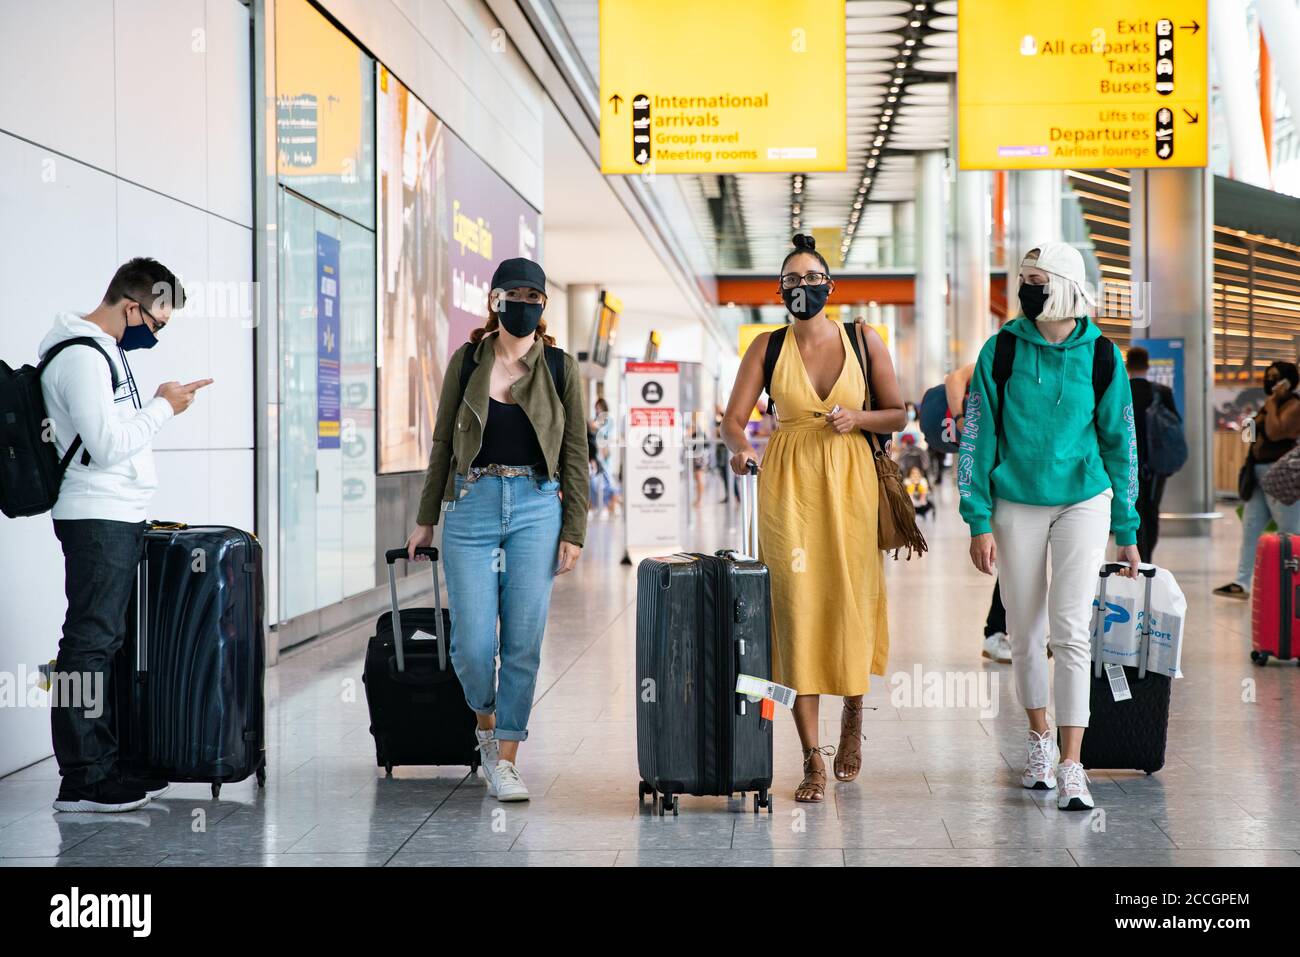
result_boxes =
[625,361,681,555]
[958,1,1208,169]
[599,0,846,174]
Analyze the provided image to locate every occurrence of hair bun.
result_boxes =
[792,233,815,251]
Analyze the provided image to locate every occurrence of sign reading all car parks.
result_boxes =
[958,1,1208,169]
[599,0,847,174]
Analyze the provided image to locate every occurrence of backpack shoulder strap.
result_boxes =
[991,329,1017,439]
[761,326,788,413]
[38,337,121,392]
[543,344,566,399]
[1091,335,1115,414]
[844,321,872,396]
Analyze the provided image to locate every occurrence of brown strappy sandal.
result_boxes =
[796,745,834,803]
[835,699,867,782]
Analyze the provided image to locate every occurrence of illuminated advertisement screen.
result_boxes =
[376,67,543,474]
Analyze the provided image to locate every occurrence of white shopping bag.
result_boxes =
[1091,563,1185,678]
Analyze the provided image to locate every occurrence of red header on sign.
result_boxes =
[627,361,680,373]
[629,408,676,427]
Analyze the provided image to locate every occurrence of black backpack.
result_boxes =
[989,328,1115,463]
[0,338,120,518]
[761,322,893,450]
[457,341,566,400]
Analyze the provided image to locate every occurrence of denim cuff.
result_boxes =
[491,728,529,742]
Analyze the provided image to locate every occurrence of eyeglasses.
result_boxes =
[779,271,831,289]
[125,296,167,334]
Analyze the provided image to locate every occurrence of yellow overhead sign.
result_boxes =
[599,0,846,174]
[958,2,1208,170]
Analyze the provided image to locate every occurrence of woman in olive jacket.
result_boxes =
[406,257,588,802]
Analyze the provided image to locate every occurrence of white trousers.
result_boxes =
[990,491,1111,728]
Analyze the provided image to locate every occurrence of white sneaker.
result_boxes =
[981,631,1012,663]
[476,728,499,795]
[492,760,530,802]
[1022,730,1058,790]
[1056,760,1095,811]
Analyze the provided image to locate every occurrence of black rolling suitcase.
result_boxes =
[636,465,775,815]
[116,522,267,798]
[1078,563,1171,775]
[362,547,479,775]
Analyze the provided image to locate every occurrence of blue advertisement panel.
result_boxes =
[1142,337,1185,415]
[317,231,341,449]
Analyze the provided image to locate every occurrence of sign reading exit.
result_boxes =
[599,0,846,174]
[958,2,1208,170]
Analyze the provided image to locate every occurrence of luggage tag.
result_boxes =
[410,629,438,642]
[1104,664,1132,702]
[736,673,797,709]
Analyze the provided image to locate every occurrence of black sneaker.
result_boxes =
[114,770,170,798]
[52,779,150,813]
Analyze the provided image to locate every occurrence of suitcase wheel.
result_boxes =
[658,793,677,816]
[256,767,266,788]
[755,789,772,814]
[1251,651,1269,666]
[385,764,393,777]
[211,783,221,800]
[638,781,653,805]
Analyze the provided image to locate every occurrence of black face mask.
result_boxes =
[781,283,831,321]
[1018,283,1048,320]
[119,319,158,351]
[497,299,544,338]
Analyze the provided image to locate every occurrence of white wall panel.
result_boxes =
[116,180,213,450]
[207,216,256,450]
[205,0,254,227]
[0,0,116,172]
[115,0,210,210]
[209,450,256,529]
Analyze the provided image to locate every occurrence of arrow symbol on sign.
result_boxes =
[1179,19,1200,33]
[609,93,623,114]
[1182,108,1199,123]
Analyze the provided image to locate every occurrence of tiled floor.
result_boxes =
[3,478,1298,867]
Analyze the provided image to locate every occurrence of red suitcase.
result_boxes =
[1250,533,1300,665]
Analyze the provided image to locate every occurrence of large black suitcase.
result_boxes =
[116,522,267,798]
[636,467,774,815]
[1078,563,1171,775]
[362,547,479,775]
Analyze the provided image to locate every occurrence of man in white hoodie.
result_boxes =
[40,257,211,812]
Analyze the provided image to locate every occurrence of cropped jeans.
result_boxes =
[441,472,562,741]
[1236,462,1300,589]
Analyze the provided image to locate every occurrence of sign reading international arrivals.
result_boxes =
[599,0,846,174]
[958,1,1208,170]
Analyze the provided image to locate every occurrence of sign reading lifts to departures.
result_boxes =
[958,0,1208,170]
[599,0,847,175]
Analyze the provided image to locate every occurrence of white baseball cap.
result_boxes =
[1022,241,1095,307]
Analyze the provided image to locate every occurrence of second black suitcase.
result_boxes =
[116,522,267,798]
[1077,563,1171,775]
[362,547,479,775]
[636,466,774,815]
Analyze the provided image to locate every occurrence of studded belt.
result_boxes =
[468,463,543,480]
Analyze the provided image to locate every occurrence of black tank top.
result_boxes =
[472,398,545,467]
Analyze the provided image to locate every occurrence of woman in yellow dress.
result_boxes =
[721,233,906,803]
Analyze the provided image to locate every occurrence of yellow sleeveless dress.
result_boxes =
[758,323,890,696]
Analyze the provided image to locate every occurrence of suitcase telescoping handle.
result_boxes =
[383,547,446,674]
[740,460,760,559]
[1094,563,1157,680]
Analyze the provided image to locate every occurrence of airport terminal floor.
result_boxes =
[1,482,1291,868]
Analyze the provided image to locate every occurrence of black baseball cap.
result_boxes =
[491,257,547,295]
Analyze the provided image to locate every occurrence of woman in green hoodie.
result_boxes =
[958,242,1140,812]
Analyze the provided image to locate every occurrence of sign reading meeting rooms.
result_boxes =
[599,0,846,174]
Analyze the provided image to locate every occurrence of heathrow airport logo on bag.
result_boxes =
[49,887,151,937]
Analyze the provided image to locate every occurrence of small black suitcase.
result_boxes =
[1078,563,1171,775]
[116,523,267,798]
[362,547,479,775]
[636,466,774,815]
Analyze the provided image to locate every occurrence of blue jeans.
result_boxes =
[441,472,562,741]
[1237,462,1300,588]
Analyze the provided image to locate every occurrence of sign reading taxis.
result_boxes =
[599,0,846,175]
[958,1,1208,170]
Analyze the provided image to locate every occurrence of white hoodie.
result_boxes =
[37,312,174,522]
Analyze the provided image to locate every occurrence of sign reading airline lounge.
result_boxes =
[958,1,1208,170]
[599,0,846,174]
